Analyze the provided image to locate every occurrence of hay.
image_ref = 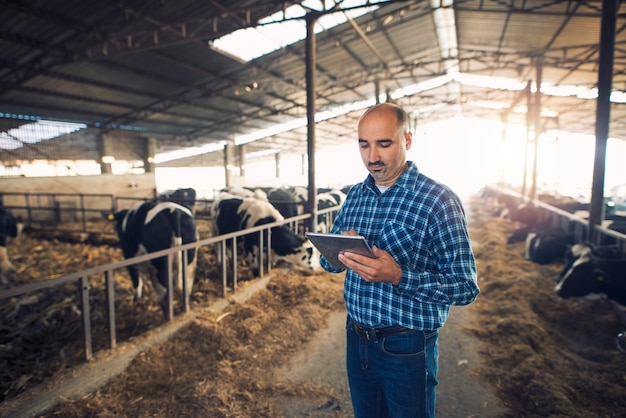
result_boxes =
[40,271,348,417]
[467,196,626,418]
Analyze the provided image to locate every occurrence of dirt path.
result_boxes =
[272,305,508,418]
[437,305,508,417]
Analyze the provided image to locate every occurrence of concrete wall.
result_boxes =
[0,173,156,222]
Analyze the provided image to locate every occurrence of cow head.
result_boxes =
[277,239,321,275]
[269,226,320,274]
[102,209,129,238]
[555,251,603,299]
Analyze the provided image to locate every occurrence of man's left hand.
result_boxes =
[338,246,402,286]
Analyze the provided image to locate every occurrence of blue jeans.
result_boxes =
[346,317,439,418]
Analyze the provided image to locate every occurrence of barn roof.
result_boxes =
[1,0,625,168]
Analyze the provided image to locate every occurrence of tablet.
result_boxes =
[305,232,375,269]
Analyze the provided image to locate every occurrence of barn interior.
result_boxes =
[2,2,626,417]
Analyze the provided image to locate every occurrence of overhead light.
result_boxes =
[101,155,115,163]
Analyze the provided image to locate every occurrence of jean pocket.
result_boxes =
[380,332,425,357]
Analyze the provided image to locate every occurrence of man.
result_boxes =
[320,102,479,418]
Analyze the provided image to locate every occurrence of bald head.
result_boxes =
[357,102,412,187]
[358,102,409,140]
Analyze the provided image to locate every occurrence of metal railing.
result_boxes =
[483,186,626,254]
[0,191,215,236]
[0,205,344,364]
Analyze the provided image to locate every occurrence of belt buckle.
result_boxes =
[365,329,372,340]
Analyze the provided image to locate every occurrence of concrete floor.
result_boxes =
[274,305,509,418]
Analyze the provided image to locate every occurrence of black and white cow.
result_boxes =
[0,207,23,282]
[212,192,319,276]
[525,228,575,264]
[316,189,346,233]
[555,242,626,305]
[105,201,198,314]
[159,187,197,213]
[221,186,268,201]
[265,186,347,232]
[266,187,300,219]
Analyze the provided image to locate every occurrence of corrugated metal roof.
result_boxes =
[1,0,625,168]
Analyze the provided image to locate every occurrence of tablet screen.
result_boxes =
[305,232,374,269]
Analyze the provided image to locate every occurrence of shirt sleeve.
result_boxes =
[394,196,479,306]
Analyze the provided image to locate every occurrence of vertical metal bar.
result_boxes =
[221,241,228,296]
[529,59,542,201]
[521,81,532,198]
[589,0,618,242]
[105,270,116,349]
[267,227,272,275]
[181,248,190,313]
[232,237,237,291]
[306,12,318,233]
[80,194,87,233]
[165,253,174,321]
[79,276,93,361]
[259,230,264,277]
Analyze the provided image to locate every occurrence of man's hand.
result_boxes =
[338,232,402,286]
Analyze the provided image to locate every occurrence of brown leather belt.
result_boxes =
[351,320,421,341]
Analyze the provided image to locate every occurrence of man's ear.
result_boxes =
[405,132,413,150]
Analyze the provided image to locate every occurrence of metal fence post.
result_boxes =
[79,276,93,361]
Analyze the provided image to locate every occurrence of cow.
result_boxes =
[607,219,626,235]
[478,188,520,218]
[264,186,346,231]
[0,207,23,283]
[212,192,319,277]
[105,201,198,315]
[266,187,300,219]
[524,228,575,264]
[555,242,626,306]
[559,242,623,278]
[316,189,346,233]
[159,187,197,213]
[221,186,268,201]
[506,202,545,227]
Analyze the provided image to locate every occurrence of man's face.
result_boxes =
[357,108,412,187]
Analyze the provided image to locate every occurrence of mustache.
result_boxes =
[368,161,385,168]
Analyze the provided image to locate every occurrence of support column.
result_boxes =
[529,60,542,201]
[589,0,618,242]
[521,81,532,198]
[238,145,246,178]
[224,141,237,187]
[97,132,113,174]
[306,12,319,232]
[144,137,157,173]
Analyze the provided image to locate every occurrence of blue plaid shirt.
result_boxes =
[321,161,479,330]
